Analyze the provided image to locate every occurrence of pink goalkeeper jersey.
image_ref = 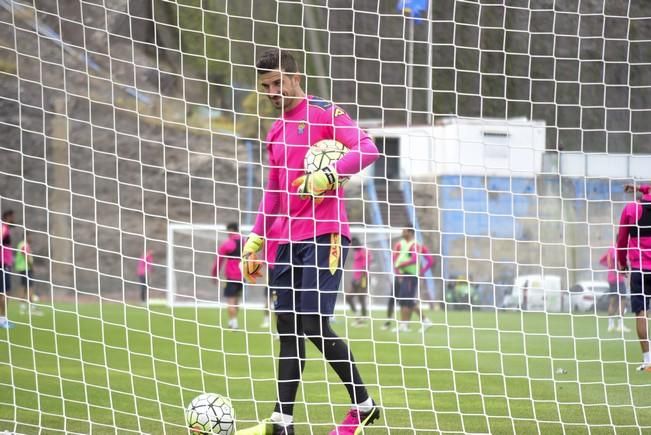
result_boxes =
[252,96,379,243]
[352,247,372,280]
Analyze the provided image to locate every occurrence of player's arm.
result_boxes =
[599,250,613,269]
[326,106,379,178]
[419,244,434,275]
[616,205,633,270]
[392,242,401,272]
[214,240,232,280]
[244,148,280,282]
[294,107,380,199]
[211,257,218,279]
[26,245,34,270]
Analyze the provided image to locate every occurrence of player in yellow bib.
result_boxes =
[14,232,39,315]
[391,228,434,333]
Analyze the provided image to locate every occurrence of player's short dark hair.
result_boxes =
[2,210,14,220]
[256,48,299,74]
[226,222,239,232]
[404,227,415,235]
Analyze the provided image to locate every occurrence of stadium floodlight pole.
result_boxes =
[397,0,429,127]
[406,18,415,127]
[425,1,433,125]
[245,141,254,226]
[304,1,330,99]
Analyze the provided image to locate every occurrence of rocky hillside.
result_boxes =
[0,1,258,298]
[1,0,650,300]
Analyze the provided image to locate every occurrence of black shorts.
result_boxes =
[609,281,627,295]
[19,270,33,287]
[630,271,651,315]
[397,276,418,308]
[350,274,368,294]
[223,281,243,298]
[270,234,349,316]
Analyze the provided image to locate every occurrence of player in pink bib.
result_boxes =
[137,249,153,302]
[211,222,243,329]
[0,210,15,328]
[237,49,380,435]
[345,237,373,326]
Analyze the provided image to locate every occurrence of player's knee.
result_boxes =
[302,314,340,339]
[300,314,320,337]
[301,314,337,338]
[276,313,298,337]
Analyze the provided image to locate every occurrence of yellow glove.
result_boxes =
[240,233,264,283]
[291,167,340,203]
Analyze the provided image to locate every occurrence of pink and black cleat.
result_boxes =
[329,401,380,435]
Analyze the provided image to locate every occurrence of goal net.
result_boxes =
[1,0,651,433]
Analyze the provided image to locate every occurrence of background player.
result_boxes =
[212,222,243,330]
[617,183,651,371]
[137,249,153,303]
[14,231,39,315]
[391,227,434,333]
[237,49,380,435]
[0,210,15,328]
[346,237,372,327]
[600,245,629,332]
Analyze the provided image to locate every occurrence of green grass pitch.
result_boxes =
[1,301,650,434]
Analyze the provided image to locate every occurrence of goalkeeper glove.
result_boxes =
[291,166,340,203]
[240,233,264,283]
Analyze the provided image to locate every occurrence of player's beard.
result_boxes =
[269,94,283,108]
[269,93,299,112]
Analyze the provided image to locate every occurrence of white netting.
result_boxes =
[1,0,651,433]
[167,224,402,309]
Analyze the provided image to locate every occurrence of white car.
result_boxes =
[569,281,612,313]
[502,275,565,312]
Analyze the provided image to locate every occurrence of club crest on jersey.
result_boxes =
[297,122,305,135]
[334,107,345,117]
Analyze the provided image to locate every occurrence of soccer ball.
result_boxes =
[304,139,349,174]
[185,393,235,434]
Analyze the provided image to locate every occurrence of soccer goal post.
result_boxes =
[167,223,404,310]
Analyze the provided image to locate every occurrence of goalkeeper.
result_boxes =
[237,49,379,435]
